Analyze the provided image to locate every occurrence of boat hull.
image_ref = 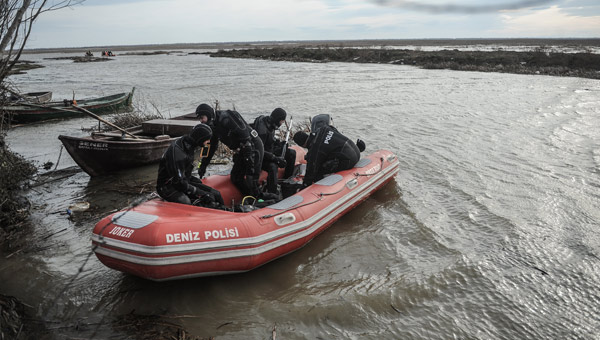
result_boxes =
[58,133,175,176]
[3,89,134,124]
[92,149,400,281]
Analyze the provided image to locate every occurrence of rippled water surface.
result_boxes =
[2,50,600,339]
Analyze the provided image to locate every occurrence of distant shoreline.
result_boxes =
[18,38,600,79]
[22,38,600,54]
[210,44,600,79]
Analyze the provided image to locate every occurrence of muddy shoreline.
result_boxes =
[209,46,600,79]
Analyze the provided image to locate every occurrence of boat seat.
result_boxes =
[354,158,372,168]
[142,119,200,137]
[268,195,304,210]
[92,131,124,139]
[315,174,343,186]
[112,211,158,229]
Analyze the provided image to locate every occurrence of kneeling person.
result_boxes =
[252,108,297,195]
[156,124,224,207]
[195,103,265,198]
[293,125,366,187]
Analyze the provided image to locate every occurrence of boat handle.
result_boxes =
[346,178,358,190]
[274,213,296,226]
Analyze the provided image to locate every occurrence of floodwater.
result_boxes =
[2,50,600,339]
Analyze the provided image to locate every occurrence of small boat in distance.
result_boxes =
[92,147,400,281]
[2,88,135,124]
[59,113,202,177]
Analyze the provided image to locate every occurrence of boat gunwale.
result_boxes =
[3,91,131,111]
[58,133,177,145]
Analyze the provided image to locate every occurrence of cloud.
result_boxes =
[26,0,600,48]
[30,0,335,46]
[493,5,600,36]
[368,0,556,14]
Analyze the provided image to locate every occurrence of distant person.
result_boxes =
[293,124,365,187]
[251,108,296,195]
[156,123,224,207]
[195,103,265,198]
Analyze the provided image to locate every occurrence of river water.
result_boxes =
[2,50,600,339]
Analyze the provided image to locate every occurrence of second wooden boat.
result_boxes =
[2,88,134,124]
[58,113,201,176]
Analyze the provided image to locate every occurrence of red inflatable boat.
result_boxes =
[92,147,399,281]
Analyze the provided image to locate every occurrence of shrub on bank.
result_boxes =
[0,132,36,237]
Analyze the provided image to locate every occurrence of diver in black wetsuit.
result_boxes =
[156,123,224,207]
[251,108,297,195]
[293,124,366,187]
[195,103,265,198]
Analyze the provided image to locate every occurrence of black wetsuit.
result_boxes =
[198,110,264,197]
[156,136,223,206]
[303,125,361,186]
[252,115,296,193]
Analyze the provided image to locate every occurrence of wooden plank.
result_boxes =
[142,119,200,137]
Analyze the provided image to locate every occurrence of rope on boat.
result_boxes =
[53,145,63,171]
[353,157,384,177]
[260,195,323,219]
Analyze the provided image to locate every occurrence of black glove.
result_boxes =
[200,193,216,205]
[190,176,203,185]
[190,186,200,197]
[276,156,287,168]
[197,166,206,179]
[241,141,253,159]
[356,139,366,152]
[322,159,339,173]
[261,192,279,201]
[247,162,256,176]
[241,141,254,167]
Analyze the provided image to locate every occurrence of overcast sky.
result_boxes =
[27,0,600,49]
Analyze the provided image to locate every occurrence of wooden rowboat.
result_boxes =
[2,88,134,124]
[58,113,201,177]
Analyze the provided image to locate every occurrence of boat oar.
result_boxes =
[18,102,139,139]
[71,104,139,139]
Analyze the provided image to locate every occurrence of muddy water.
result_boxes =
[2,51,600,339]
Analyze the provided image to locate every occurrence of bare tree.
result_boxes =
[1,1,85,231]
[1,0,83,128]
